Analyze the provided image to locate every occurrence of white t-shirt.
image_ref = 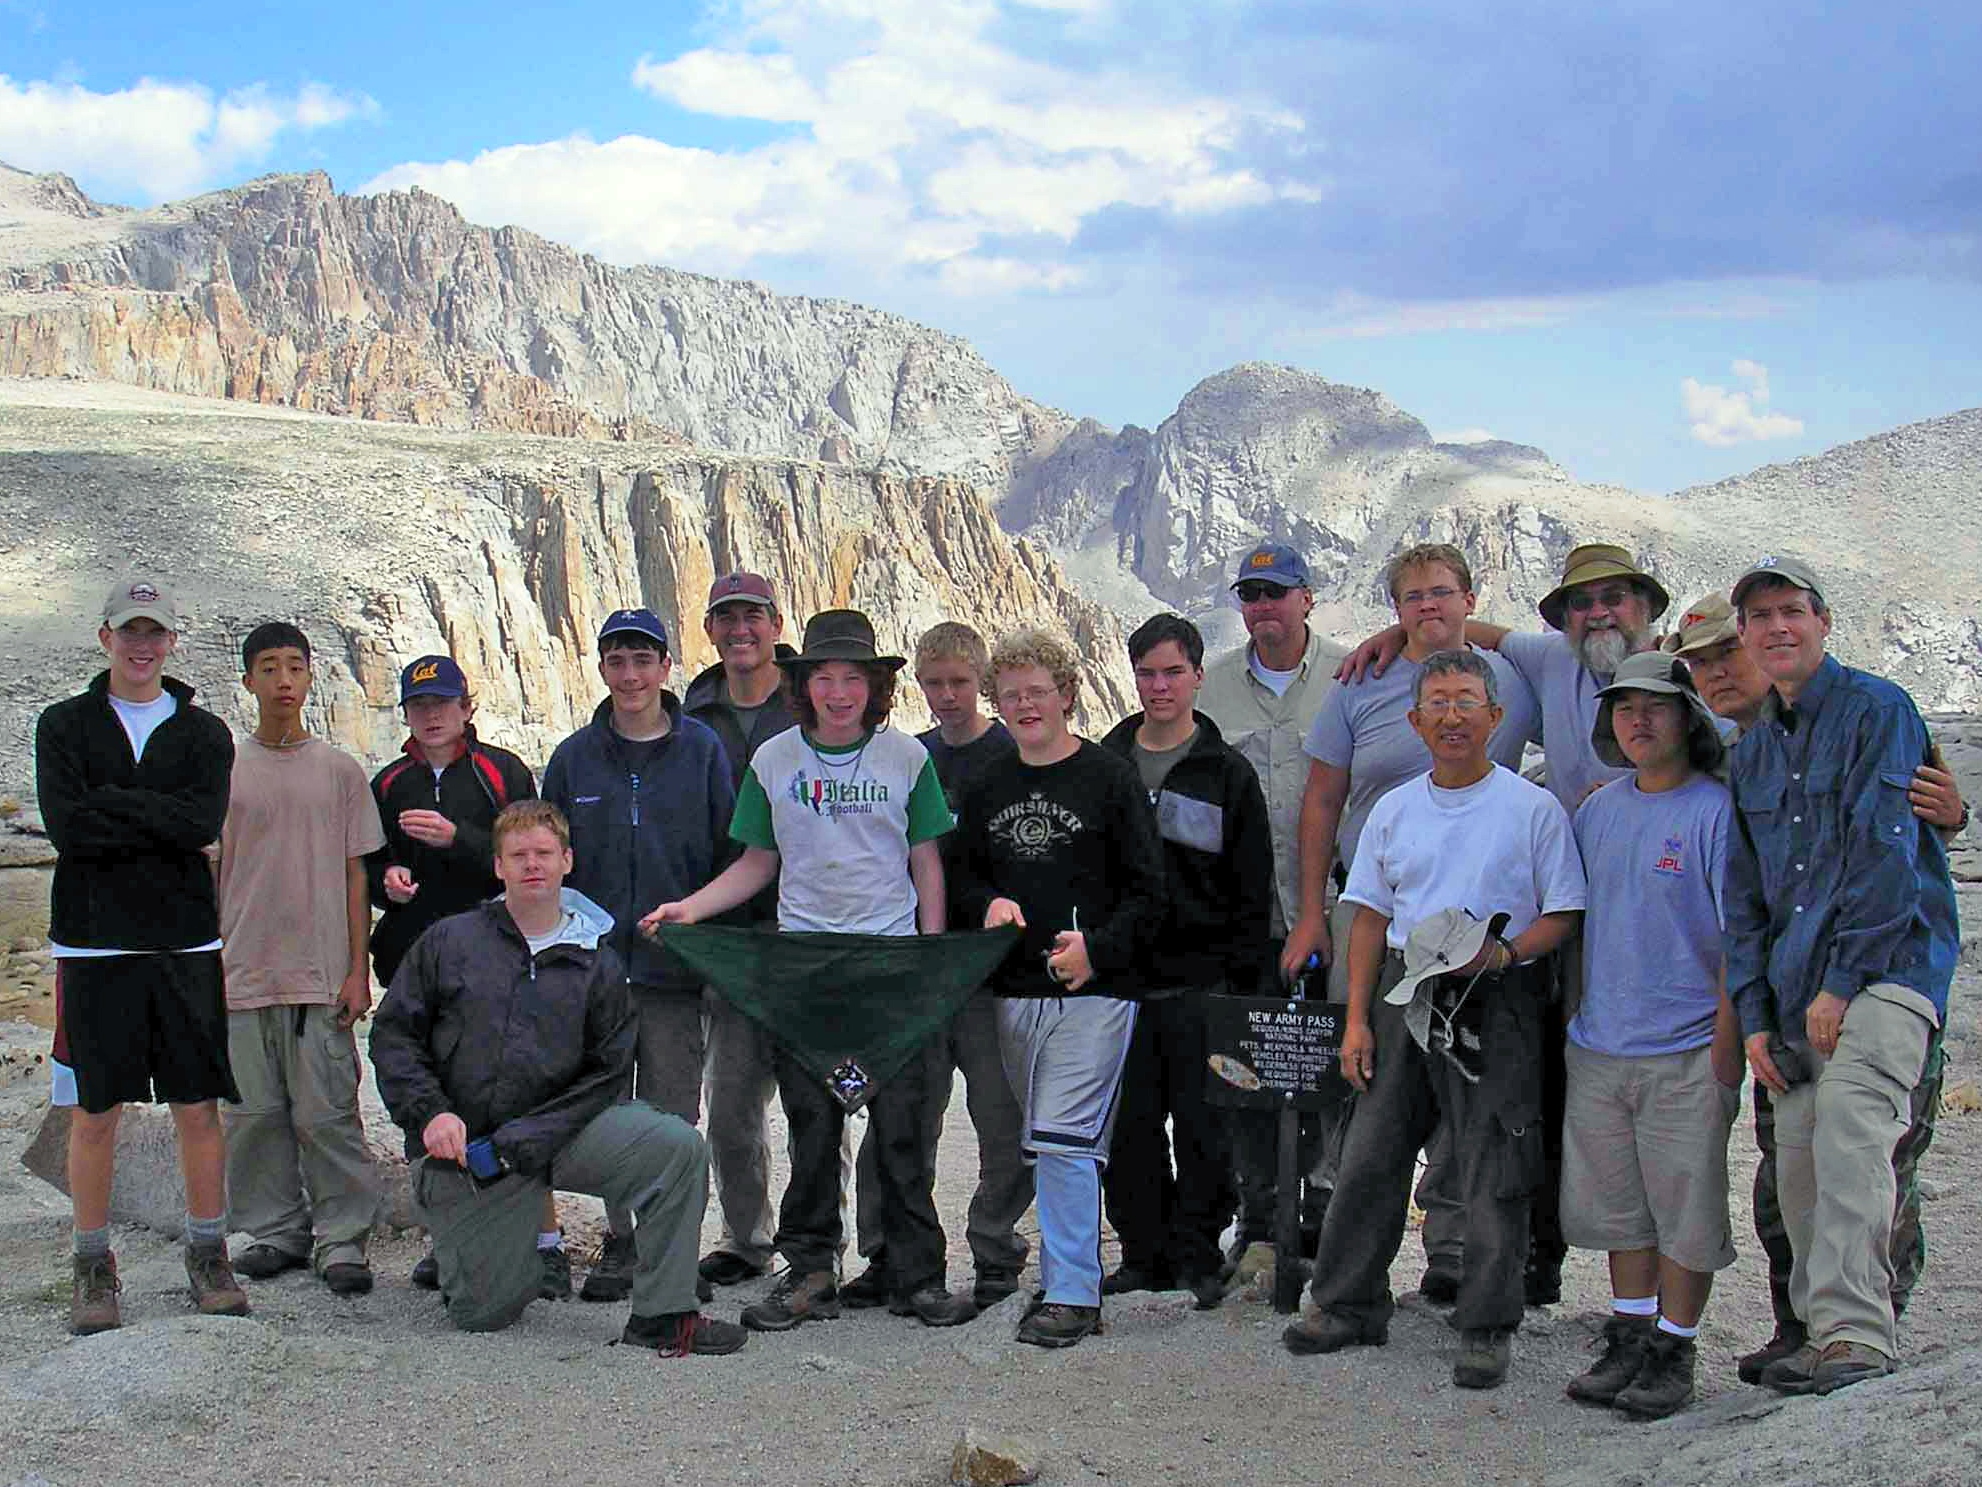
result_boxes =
[731,726,953,936]
[1248,649,1299,698]
[109,690,178,763]
[1343,764,1588,949]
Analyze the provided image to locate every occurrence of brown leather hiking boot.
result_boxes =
[741,1270,840,1332]
[70,1252,121,1335]
[185,1242,250,1317]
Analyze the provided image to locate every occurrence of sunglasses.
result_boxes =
[1565,585,1636,613]
[1235,581,1292,603]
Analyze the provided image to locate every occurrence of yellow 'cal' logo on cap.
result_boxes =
[1250,552,1275,568]
[411,661,440,684]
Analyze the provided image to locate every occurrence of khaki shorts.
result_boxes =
[1561,1040,1739,1273]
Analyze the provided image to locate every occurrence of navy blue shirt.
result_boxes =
[1725,654,1959,1036]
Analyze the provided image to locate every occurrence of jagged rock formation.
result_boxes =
[0,163,1067,494]
[0,382,1135,796]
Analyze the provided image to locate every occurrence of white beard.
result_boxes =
[1575,626,1637,677]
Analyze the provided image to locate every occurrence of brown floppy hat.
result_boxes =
[775,609,907,671]
[1538,543,1672,632]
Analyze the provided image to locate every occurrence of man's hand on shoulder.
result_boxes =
[423,1112,468,1164]
[1335,625,1405,684]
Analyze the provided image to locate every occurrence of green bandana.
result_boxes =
[655,925,1019,1109]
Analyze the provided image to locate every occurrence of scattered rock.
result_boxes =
[949,1424,1041,1486]
[951,1288,1032,1367]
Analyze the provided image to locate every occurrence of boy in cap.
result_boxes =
[1668,589,1964,1379]
[37,576,247,1333]
[951,628,1169,1348]
[543,606,736,1302]
[1281,650,1584,1389]
[1724,557,1958,1395]
[645,609,974,1331]
[1560,652,1740,1418]
[219,622,386,1295]
[681,572,797,1288]
[367,654,541,1291]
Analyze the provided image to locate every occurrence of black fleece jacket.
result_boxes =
[369,899,633,1177]
[365,728,538,985]
[35,673,233,950]
[1099,711,1275,991]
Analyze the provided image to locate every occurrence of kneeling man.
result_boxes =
[371,801,743,1354]
[1282,650,1584,1389]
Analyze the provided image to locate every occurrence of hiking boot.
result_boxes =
[973,1265,1021,1309]
[1180,1268,1226,1311]
[1016,1302,1101,1349]
[1809,1341,1896,1395]
[1101,1262,1173,1296]
[1282,1310,1388,1356]
[184,1242,250,1318]
[1454,1328,1513,1389]
[1737,1322,1807,1384]
[889,1284,979,1328]
[410,1249,440,1290]
[580,1232,637,1303]
[539,1244,573,1301]
[232,1243,307,1280]
[622,1310,750,1356]
[839,1262,892,1310]
[1418,1265,1461,1306]
[1615,1331,1697,1419]
[69,1252,121,1335]
[741,1270,840,1332]
[697,1249,767,1288]
[1524,1261,1563,1308]
[1566,1315,1655,1406]
[322,1260,375,1296]
[1758,1341,1823,1394]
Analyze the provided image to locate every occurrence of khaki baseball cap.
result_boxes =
[1663,592,1739,656]
[1730,554,1824,612]
[102,575,180,630]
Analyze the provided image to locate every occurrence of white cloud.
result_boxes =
[1681,360,1805,447]
[1435,427,1498,444]
[363,0,1308,294]
[0,74,377,201]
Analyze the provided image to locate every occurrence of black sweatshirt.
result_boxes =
[36,673,234,950]
[952,739,1168,1000]
[1098,711,1275,992]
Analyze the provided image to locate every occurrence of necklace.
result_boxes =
[253,726,306,749]
[805,729,873,786]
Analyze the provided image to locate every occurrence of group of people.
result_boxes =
[36,535,1960,1410]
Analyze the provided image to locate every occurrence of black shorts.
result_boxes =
[59,952,239,1114]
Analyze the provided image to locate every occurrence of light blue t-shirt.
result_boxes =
[1569,771,1731,1058]
[1303,648,1541,871]
[1498,630,1632,816]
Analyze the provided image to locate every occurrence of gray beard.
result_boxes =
[1575,627,1637,677]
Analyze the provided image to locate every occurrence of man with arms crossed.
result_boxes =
[1197,541,1346,1271]
[1723,558,1959,1395]
[1281,650,1584,1389]
[37,576,247,1332]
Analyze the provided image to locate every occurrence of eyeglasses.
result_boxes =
[1234,581,1291,603]
[1565,585,1635,613]
[996,686,1064,710]
[1415,697,1489,716]
[1398,586,1460,606]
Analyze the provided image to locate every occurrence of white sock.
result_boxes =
[537,1231,563,1252]
[1657,1316,1699,1339]
[1613,1295,1658,1317]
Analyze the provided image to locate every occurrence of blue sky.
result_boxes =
[3,0,1979,492]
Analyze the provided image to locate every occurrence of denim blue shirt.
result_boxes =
[1725,654,1958,1037]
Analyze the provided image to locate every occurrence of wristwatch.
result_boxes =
[1956,801,1972,835]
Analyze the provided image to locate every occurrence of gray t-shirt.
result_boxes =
[1303,648,1541,871]
[1569,772,1730,1058]
[1132,730,1195,800]
[1497,630,1634,816]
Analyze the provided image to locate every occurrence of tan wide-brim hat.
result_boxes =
[1538,543,1671,632]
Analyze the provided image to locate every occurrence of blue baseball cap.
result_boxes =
[598,607,669,651]
[400,654,468,703]
[1230,542,1311,590]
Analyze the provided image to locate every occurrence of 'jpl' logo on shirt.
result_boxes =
[1653,836,1685,876]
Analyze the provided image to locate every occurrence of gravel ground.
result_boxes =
[1,1008,1979,1487]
